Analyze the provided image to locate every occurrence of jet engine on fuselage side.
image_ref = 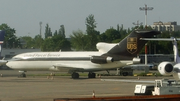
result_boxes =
[90,56,114,64]
[158,62,174,75]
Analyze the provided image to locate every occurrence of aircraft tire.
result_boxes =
[88,72,96,78]
[71,73,79,79]
[19,73,26,78]
[23,74,26,77]
[92,73,96,78]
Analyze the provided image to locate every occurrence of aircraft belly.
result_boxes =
[52,61,127,72]
[6,61,52,71]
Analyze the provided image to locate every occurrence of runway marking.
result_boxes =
[77,93,131,96]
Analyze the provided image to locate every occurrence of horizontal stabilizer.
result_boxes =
[140,38,180,41]
[96,42,117,53]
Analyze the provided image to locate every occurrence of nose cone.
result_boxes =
[5,62,14,69]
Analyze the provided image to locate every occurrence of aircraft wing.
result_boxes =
[100,79,155,83]
[52,63,84,73]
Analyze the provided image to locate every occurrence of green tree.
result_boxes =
[44,24,52,38]
[85,14,100,50]
[70,30,88,51]
[118,24,128,40]
[104,28,120,43]
[41,38,54,51]
[0,24,20,48]
[54,30,58,36]
[20,36,33,48]
[41,35,71,51]
[33,35,43,48]
[86,14,97,35]
[99,28,125,43]
[99,32,107,42]
[58,25,65,38]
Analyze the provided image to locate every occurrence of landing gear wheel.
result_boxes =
[19,73,26,78]
[88,72,96,78]
[71,73,79,79]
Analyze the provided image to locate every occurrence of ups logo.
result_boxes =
[127,37,137,54]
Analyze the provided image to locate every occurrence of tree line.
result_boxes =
[0,14,180,54]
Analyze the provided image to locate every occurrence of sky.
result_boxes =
[0,0,180,38]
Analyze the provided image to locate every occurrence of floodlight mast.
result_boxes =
[139,4,153,28]
[39,22,42,38]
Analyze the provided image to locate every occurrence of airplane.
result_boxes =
[5,29,160,79]
[101,37,180,82]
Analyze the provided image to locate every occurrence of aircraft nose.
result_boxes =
[6,62,13,69]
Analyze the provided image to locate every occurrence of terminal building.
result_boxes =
[150,21,180,32]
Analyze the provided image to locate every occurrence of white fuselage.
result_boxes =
[6,52,133,72]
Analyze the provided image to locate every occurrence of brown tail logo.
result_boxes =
[127,37,137,54]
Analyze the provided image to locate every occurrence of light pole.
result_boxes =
[39,22,42,38]
[139,4,153,28]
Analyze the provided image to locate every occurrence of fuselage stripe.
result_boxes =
[11,57,91,61]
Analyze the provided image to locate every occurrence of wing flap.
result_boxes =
[51,63,84,73]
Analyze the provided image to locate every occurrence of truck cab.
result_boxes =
[152,79,180,95]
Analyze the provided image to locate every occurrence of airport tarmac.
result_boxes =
[0,70,173,101]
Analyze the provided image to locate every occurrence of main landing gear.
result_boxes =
[71,72,96,79]
[19,73,26,77]
[71,72,79,79]
[18,71,26,77]
[88,72,96,78]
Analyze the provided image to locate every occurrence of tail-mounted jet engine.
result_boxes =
[90,56,114,64]
[158,62,174,75]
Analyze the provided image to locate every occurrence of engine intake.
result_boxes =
[158,62,173,75]
[90,56,114,64]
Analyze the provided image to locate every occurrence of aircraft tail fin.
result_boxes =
[103,30,160,59]
[172,38,180,63]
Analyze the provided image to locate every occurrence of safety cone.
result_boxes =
[92,90,95,98]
